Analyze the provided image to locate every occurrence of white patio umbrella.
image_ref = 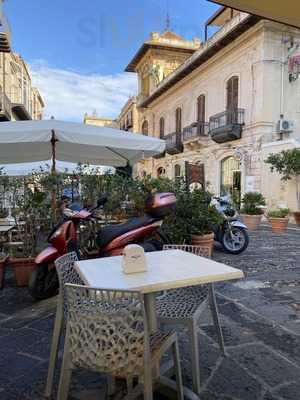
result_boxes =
[0,120,165,171]
[209,0,300,28]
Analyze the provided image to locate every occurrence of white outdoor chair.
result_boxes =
[57,284,184,400]
[45,252,83,399]
[156,244,225,396]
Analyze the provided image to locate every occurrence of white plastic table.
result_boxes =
[75,250,244,399]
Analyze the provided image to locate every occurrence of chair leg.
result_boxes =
[143,365,153,400]
[208,284,225,355]
[105,375,116,398]
[57,337,72,400]
[189,320,201,396]
[45,298,64,398]
[172,340,184,400]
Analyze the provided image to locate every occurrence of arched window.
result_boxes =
[157,167,166,178]
[197,95,206,123]
[159,117,165,139]
[174,164,181,179]
[175,107,182,133]
[142,120,148,136]
[226,76,239,123]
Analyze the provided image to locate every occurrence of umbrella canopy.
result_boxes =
[0,161,113,176]
[210,0,300,28]
[0,120,165,167]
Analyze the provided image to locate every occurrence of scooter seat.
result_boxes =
[97,215,156,249]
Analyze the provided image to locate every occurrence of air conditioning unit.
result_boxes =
[278,119,294,133]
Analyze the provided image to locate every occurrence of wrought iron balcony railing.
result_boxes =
[0,10,11,52]
[209,108,245,131]
[183,122,209,142]
[209,108,245,144]
[165,131,183,155]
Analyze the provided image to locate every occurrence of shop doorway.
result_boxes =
[220,156,241,207]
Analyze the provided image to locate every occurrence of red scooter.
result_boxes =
[28,193,176,300]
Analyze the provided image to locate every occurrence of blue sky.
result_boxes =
[5,0,219,121]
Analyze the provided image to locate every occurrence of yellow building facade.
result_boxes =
[122,7,300,213]
[0,52,44,121]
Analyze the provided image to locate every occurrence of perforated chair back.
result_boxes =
[54,252,84,315]
[64,284,150,378]
[163,244,211,259]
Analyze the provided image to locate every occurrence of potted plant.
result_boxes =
[240,192,266,230]
[189,190,223,254]
[0,252,8,289]
[265,149,300,225]
[267,208,290,234]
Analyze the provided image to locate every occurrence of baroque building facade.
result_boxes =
[0,52,44,121]
[123,7,300,211]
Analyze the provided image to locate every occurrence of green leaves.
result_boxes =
[265,149,300,181]
[240,192,266,215]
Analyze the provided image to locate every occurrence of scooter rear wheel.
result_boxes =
[28,262,59,300]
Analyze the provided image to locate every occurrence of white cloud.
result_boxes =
[30,60,137,122]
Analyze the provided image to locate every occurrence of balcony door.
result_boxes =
[226,76,239,124]
[175,107,182,133]
[142,120,148,136]
[159,117,165,139]
[197,94,206,134]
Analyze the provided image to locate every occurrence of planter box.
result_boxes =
[268,217,289,234]
[240,214,262,231]
[0,256,8,289]
[191,232,214,256]
[9,257,36,287]
[293,212,300,225]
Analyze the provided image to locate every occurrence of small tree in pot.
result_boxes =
[240,192,266,230]
[265,149,300,224]
[267,208,290,234]
[189,190,224,255]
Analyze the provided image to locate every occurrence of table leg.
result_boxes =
[144,293,158,334]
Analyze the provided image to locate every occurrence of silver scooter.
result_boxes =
[211,195,249,254]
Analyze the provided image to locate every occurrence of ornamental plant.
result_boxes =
[189,190,224,236]
[265,149,300,210]
[267,208,290,219]
[240,192,266,215]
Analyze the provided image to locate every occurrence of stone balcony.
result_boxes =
[183,122,210,150]
[0,11,11,52]
[209,108,245,144]
[165,131,184,155]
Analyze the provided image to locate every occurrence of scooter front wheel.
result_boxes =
[221,227,249,254]
[28,262,59,300]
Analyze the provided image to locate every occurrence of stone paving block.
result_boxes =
[275,382,300,399]
[219,301,300,366]
[0,327,45,356]
[228,343,300,387]
[205,356,263,399]
[201,316,257,347]
[26,312,55,333]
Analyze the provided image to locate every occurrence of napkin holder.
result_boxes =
[122,244,148,274]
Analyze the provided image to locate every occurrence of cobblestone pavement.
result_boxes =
[0,225,299,399]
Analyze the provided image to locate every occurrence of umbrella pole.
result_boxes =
[51,130,58,220]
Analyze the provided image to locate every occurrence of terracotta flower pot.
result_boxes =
[191,232,214,256]
[268,217,289,234]
[241,214,262,231]
[0,256,8,289]
[293,212,300,225]
[9,257,36,287]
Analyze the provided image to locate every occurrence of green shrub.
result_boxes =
[240,192,266,215]
[267,208,290,218]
